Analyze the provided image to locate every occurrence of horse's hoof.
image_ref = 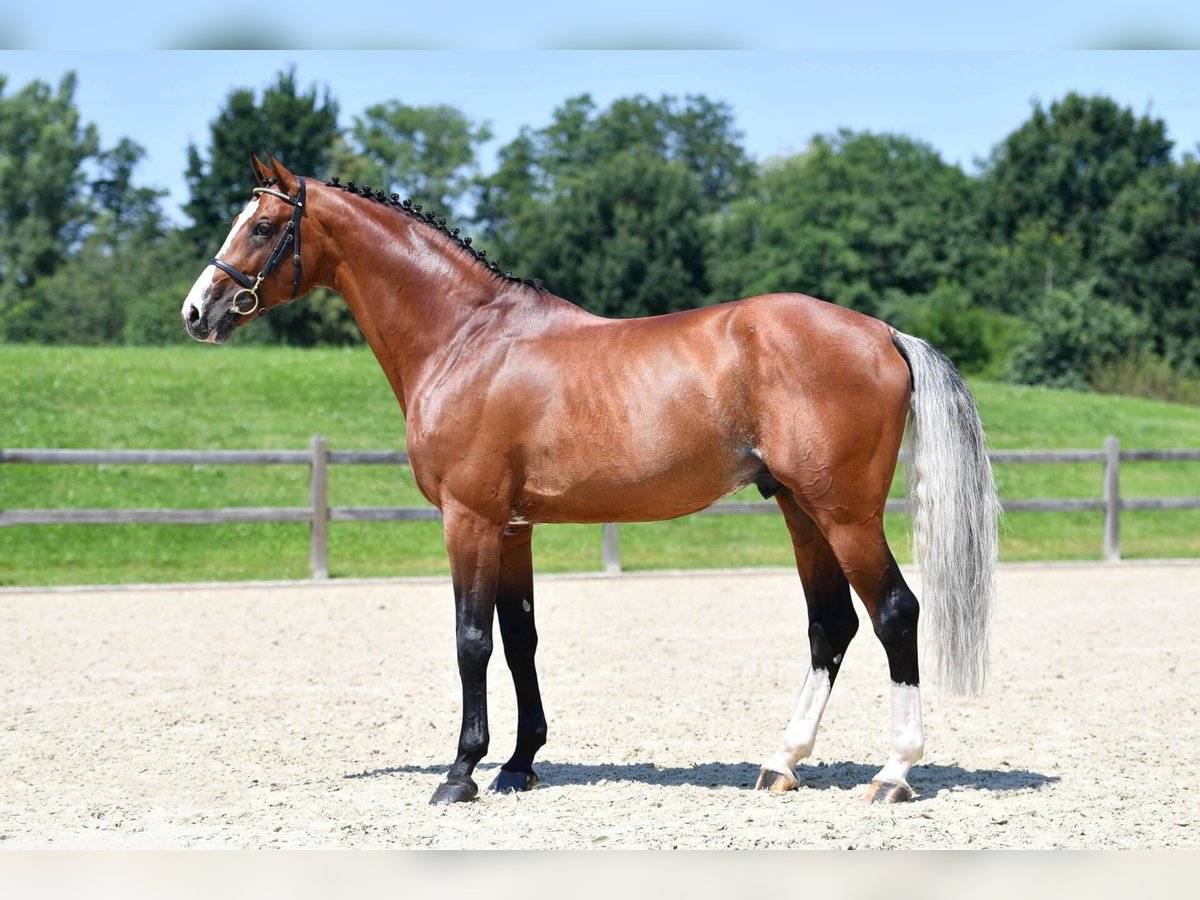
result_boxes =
[429,777,478,805]
[866,780,915,804]
[755,767,799,793]
[488,768,539,794]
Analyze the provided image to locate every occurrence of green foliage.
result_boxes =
[708,131,981,316]
[479,94,751,311]
[8,230,193,346]
[0,73,99,333]
[336,101,493,218]
[0,75,180,345]
[880,283,1022,376]
[1088,351,1200,406]
[970,220,1090,316]
[120,231,204,346]
[1004,281,1150,390]
[482,94,750,219]
[500,151,712,316]
[257,287,365,346]
[972,93,1180,324]
[971,93,1197,387]
[92,137,166,247]
[2,70,1199,403]
[183,67,339,251]
[1093,155,1200,372]
[979,92,1172,254]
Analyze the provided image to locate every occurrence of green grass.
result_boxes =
[3,345,1199,586]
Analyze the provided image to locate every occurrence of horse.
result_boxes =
[182,154,998,805]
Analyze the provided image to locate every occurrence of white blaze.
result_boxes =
[181,198,261,322]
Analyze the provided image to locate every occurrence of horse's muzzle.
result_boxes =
[182,295,237,344]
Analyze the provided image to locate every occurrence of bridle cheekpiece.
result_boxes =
[208,177,307,318]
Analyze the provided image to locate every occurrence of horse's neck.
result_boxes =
[316,193,518,414]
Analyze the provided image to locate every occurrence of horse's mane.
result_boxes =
[323,176,544,292]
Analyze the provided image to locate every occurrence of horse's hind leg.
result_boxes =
[818,516,925,803]
[488,525,548,794]
[756,490,859,792]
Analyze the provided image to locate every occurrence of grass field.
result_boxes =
[3,344,1199,586]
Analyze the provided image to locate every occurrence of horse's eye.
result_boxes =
[254,221,273,236]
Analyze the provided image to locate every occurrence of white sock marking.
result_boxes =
[762,666,832,777]
[874,682,925,787]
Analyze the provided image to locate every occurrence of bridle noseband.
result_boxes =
[208,177,307,318]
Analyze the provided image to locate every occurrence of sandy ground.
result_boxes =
[0,562,1197,849]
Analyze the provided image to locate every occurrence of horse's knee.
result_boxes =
[456,624,493,672]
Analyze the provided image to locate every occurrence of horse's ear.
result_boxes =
[249,152,273,187]
[266,153,299,193]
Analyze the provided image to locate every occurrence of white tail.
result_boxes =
[892,332,999,697]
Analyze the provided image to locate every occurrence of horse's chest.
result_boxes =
[404,415,510,507]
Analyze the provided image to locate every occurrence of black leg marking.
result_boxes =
[488,526,547,795]
[871,566,920,687]
[430,509,503,805]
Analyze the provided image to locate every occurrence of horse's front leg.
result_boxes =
[489,524,547,794]
[429,502,506,805]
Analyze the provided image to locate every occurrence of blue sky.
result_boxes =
[2,49,1198,224]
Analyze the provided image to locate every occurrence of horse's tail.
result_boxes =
[891,331,999,697]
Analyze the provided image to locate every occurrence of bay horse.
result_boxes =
[183,154,998,805]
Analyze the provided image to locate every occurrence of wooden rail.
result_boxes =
[3,436,1199,577]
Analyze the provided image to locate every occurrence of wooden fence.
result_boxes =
[3,435,1199,578]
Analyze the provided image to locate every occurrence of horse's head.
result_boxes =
[182,154,311,343]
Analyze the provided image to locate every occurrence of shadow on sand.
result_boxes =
[345,760,1058,798]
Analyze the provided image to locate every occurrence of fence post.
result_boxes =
[309,434,330,579]
[602,523,622,574]
[1103,435,1121,562]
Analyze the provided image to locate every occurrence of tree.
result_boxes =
[11,135,177,346]
[91,138,166,249]
[480,94,750,239]
[335,102,492,218]
[1004,281,1149,390]
[0,73,99,336]
[477,93,751,314]
[1094,156,1200,373]
[975,94,1196,375]
[0,75,177,345]
[707,131,983,316]
[973,93,1174,315]
[184,67,340,251]
[979,93,1172,254]
[506,151,711,316]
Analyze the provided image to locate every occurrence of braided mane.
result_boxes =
[324,176,544,292]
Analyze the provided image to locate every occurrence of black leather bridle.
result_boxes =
[208,177,306,318]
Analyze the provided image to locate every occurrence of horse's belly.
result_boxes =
[515,446,760,525]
